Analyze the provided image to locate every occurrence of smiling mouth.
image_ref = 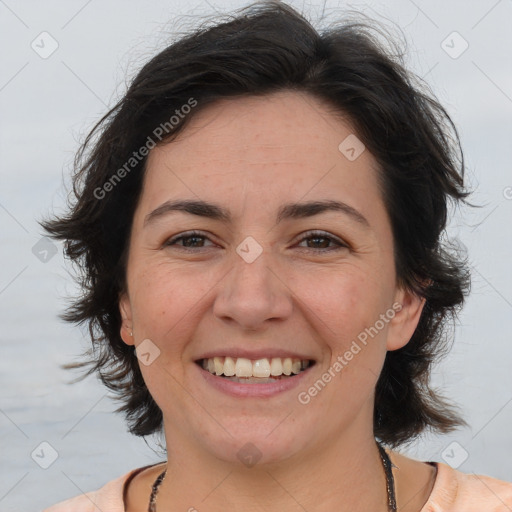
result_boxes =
[196,356,315,383]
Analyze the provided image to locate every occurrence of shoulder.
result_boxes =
[422,461,512,511]
[42,464,157,512]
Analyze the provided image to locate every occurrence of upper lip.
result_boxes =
[195,348,316,361]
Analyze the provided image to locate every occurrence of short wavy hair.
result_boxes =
[42,0,471,448]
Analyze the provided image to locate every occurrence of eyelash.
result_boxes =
[164,230,348,252]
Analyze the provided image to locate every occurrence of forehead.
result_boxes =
[139,91,383,222]
[152,91,362,166]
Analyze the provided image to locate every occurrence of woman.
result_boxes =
[42,2,512,511]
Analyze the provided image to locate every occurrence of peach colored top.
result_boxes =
[43,460,512,511]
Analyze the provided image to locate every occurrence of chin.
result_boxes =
[199,421,311,467]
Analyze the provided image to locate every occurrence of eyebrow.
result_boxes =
[143,199,370,228]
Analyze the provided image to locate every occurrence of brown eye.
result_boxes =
[296,231,348,251]
[164,231,215,249]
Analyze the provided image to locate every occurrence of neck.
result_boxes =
[156,431,391,512]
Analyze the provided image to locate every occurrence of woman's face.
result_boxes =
[119,91,423,465]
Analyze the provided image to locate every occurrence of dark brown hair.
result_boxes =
[41,0,471,448]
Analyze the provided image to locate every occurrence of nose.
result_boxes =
[212,248,293,331]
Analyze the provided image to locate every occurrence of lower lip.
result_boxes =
[196,363,314,398]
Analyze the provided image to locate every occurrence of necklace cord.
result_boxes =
[148,442,397,511]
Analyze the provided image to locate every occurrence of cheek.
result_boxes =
[128,263,206,352]
[304,270,392,396]
[297,265,388,340]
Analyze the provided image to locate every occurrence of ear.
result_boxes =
[119,292,135,346]
[386,287,426,351]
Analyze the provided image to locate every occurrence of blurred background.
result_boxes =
[1,0,511,510]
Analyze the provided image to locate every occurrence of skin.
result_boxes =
[119,91,437,511]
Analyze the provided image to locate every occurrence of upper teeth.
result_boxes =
[201,357,311,377]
